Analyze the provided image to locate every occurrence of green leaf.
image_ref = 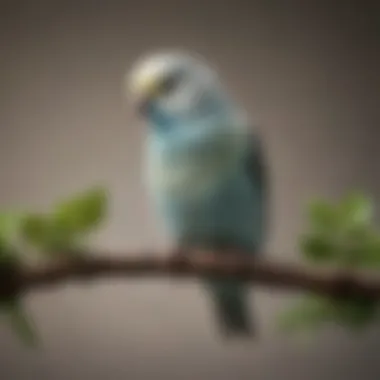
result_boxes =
[0,236,10,259]
[307,200,339,234]
[19,187,107,254]
[0,240,20,281]
[277,295,331,333]
[299,234,337,263]
[2,300,39,347]
[0,212,25,245]
[301,193,379,267]
[330,297,377,329]
[359,232,380,267]
[337,225,380,267]
[20,214,82,254]
[20,214,52,248]
[338,192,373,228]
[53,187,107,236]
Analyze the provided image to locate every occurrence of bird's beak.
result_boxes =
[138,74,161,99]
[134,74,161,116]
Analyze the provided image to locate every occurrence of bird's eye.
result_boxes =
[160,72,182,96]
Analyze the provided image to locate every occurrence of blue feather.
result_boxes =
[145,90,266,338]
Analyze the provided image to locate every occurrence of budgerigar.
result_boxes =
[126,51,268,338]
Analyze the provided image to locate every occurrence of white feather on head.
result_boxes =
[125,50,222,117]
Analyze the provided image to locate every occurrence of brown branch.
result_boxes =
[1,251,380,299]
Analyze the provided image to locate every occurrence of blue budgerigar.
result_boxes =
[126,51,268,338]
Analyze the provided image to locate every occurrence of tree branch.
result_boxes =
[1,251,379,299]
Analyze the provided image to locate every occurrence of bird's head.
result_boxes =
[125,50,229,133]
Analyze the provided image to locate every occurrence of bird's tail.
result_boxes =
[206,279,254,339]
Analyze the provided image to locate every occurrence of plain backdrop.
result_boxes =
[0,1,379,379]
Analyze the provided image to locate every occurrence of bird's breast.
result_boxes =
[145,127,246,199]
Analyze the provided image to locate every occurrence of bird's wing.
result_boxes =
[244,130,269,247]
[245,131,267,192]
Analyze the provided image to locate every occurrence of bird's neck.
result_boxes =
[148,95,241,140]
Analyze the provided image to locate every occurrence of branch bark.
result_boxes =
[2,251,380,299]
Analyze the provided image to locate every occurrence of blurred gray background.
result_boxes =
[0,1,379,379]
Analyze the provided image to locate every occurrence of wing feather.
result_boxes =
[244,131,269,246]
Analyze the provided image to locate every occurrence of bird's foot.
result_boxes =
[169,245,197,269]
[169,244,215,269]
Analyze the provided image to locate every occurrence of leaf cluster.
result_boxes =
[0,187,108,345]
[279,193,380,334]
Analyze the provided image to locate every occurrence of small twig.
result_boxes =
[0,251,378,299]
